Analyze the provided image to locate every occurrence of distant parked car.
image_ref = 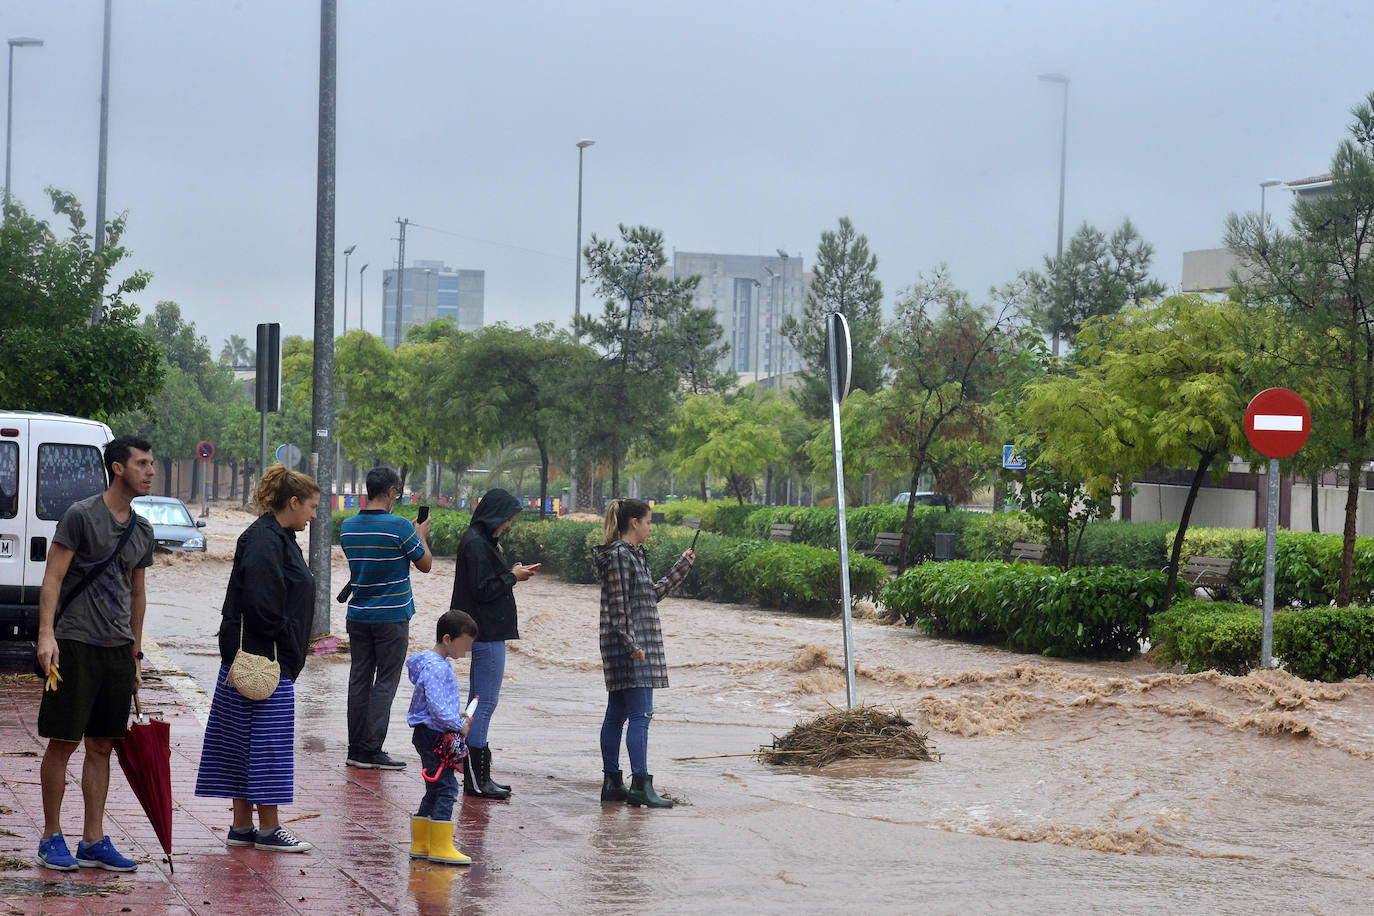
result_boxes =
[132,496,207,552]
[892,491,951,509]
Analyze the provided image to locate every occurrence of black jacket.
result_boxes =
[217,513,315,681]
[450,488,522,643]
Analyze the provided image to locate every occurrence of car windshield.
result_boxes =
[135,501,194,527]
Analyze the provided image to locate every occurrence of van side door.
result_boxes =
[26,427,108,591]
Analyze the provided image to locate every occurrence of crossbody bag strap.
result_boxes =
[52,513,139,629]
[237,612,278,662]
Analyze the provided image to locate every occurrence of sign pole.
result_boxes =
[1261,457,1278,667]
[1243,387,1311,669]
[826,313,856,709]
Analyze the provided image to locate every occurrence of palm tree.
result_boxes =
[220,334,253,368]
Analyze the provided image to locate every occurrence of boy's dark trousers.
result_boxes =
[412,724,459,821]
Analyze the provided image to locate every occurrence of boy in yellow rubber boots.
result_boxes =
[404,610,478,865]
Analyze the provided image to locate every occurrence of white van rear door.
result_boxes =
[26,424,108,589]
[0,419,27,588]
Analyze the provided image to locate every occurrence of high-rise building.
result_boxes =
[381,260,484,346]
[671,251,805,383]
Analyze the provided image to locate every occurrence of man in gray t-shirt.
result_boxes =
[34,436,156,873]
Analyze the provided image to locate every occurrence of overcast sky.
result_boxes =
[5,0,1369,352]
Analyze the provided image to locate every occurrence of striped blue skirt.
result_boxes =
[194,666,296,805]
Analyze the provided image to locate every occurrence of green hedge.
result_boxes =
[1150,600,1374,681]
[330,506,471,556]
[1235,531,1374,607]
[1076,520,1174,570]
[881,560,1165,658]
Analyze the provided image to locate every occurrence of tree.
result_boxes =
[221,334,253,367]
[873,269,1028,569]
[1225,90,1374,606]
[0,189,163,420]
[782,217,885,418]
[1019,295,1256,601]
[579,224,728,497]
[1025,218,1167,353]
[670,392,785,504]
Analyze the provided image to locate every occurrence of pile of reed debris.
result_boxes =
[758,705,939,768]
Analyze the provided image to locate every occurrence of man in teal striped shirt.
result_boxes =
[340,467,432,769]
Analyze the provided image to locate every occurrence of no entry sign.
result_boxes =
[1244,388,1310,458]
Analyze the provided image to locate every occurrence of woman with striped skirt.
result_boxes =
[195,465,319,853]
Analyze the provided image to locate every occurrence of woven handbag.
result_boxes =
[227,617,279,701]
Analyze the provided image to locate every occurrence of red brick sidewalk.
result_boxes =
[0,670,515,915]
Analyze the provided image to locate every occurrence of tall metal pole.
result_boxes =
[570,138,594,514]
[90,0,113,321]
[1259,179,1281,226]
[1039,73,1068,357]
[5,38,43,214]
[342,244,355,332]
[827,314,857,708]
[308,0,338,641]
[359,263,368,332]
[393,218,408,348]
[1261,457,1279,667]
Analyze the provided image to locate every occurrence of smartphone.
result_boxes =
[524,562,542,571]
[416,505,430,525]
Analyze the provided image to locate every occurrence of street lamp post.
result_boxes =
[1039,72,1069,357]
[1259,178,1282,225]
[761,266,776,385]
[569,138,595,514]
[5,37,43,211]
[342,244,356,332]
[359,263,368,332]
[775,249,789,385]
[750,278,762,383]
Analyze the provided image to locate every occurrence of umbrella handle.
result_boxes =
[421,764,445,783]
[134,691,143,719]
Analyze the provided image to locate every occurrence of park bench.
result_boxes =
[861,532,905,565]
[1005,541,1047,565]
[1177,556,1234,599]
[768,523,795,543]
[682,517,702,530]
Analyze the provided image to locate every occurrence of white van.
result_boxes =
[0,411,113,640]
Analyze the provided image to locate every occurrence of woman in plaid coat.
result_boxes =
[590,498,694,809]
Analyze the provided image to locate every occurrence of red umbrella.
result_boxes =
[114,693,174,873]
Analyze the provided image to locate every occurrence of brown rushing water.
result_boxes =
[141,507,1374,913]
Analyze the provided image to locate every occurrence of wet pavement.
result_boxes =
[2,506,1374,914]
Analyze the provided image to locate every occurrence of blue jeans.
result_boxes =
[466,641,505,748]
[412,725,460,821]
[600,687,653,776]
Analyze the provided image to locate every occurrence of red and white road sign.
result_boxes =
[1244,388,1310,458]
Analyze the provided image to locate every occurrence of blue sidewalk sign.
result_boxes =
[1003,445,1027,470]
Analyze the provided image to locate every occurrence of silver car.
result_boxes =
[132,495,207,552]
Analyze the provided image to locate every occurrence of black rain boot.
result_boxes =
[600,771,628,802]
[467,745,511,800]
[483,746,512,794]
[626,773,673,808]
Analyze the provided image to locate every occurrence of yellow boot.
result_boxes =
[409,816,430,859]
[426,819,472,866]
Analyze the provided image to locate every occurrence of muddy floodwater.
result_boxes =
[142,508,1374,913]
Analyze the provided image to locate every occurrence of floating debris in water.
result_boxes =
[758,705,939,767]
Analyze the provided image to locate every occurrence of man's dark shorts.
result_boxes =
[37,640,135,742]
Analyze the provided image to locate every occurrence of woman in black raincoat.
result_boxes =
[449,488,534,799]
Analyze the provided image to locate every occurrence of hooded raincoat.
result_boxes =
[591,540,691,692]
[450,488,523,643]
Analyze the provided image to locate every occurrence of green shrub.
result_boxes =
[1151,601,1374,681]
[958,511,1041,564]
[501,519,553,568]
[1077,520,1173,570]
[657,499,734,530]
[881,560,1162,659]
[714,504,763,537]
[541,521,601,583]
[731,542,888,614]
[332,507,470,556]
[1273,606,1374,681]
[1176,526,1259,565]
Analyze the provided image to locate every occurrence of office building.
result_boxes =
[671,250,805,383]
[381,260,484,346]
